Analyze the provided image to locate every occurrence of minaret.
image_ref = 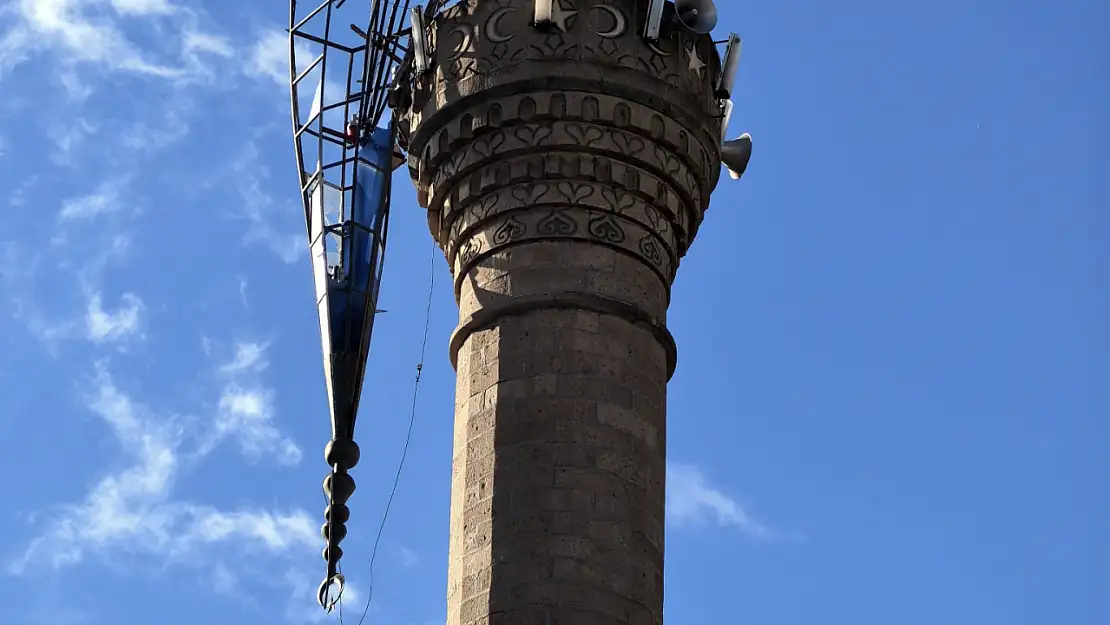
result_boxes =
[398,1,727,623]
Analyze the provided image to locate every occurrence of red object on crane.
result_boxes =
[345,120,359,144]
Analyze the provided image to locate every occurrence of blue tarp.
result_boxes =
[327,126,392,354]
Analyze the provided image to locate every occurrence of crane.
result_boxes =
[287,0,429,611]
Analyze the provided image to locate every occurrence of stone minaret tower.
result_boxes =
[398,1,726,623]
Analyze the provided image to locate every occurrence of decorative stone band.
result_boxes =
[450,203,676,300]
[445,183,679,264]
[448,290,679,380]
[428,121,701,244]
[407,89,721,248]
[436,149,691,262]
[429,119,704,215]
[411,90,718,203]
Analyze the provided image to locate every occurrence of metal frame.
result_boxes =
[288,0,414,611]
[288,0,413,436]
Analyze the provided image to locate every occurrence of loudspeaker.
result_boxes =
[643,0,667,40]
[714,33,742,99]
[410,6,430,74]
[721,133,753,180]
[534,0,553,25]
[673,0,718,35]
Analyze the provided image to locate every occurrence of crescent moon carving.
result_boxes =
[486,7,516,44]
[445,24,473,61]
[647,39,672,56]
[595,5,627,39]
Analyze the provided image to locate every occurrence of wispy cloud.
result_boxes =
[121,102,193,153]
[199,341,303,466]
[0,179,147,348]
[397,546,419,568]
[228,134,306,264]
[248,27,346,123]
[183,28,233,58]
[0,244,141,349]
[84,291,144,343]
[667,461,770,539]
[7,366,314,575]
[246,30,293,86]
[0,9,33,75]
[56,68,95,101]
[0,0,232,83]
[10,0,180,76]
[8,176,36,208]
[109,0,175,17]
[57,179,125,221]
[48,117,98,164]
[221,341,268,375]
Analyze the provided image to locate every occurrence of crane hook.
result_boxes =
[317,572,346,613]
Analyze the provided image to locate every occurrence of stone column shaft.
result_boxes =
[399,1,725,623]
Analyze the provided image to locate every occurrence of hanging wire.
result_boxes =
[339,238,437,625]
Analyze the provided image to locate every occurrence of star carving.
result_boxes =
[549,0,577,32]
[685,41,706,78]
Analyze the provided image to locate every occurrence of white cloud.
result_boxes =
[48,117,98,164]
[248,28,346,124]
[183,28,233,58]
[0,13,33,74]
[245,29,331,88]
[215,385,303,466]
[238,277,250,309]
[85,291,143,343]
[9,176,36,208]
[221,340,269,375]
[1,233,140,357]
[121,102,193,153]
[0,2,328,616]
[247,30,292,86]
[198,341,302,466]
[0,3,323,618]
[57,180,124,221]
[56,69,95,101]
[13,0,180,76]
[397,546,419,568]
[667,461,769,538]
[109,0,175,16]
[229,135,307,264]
[0,0,231,83]
[8,367,314,574]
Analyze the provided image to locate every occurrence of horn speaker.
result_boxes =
[721,133,753,180]
[672,0,718,35]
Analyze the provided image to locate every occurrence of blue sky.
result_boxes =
[0,0,1106,624]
